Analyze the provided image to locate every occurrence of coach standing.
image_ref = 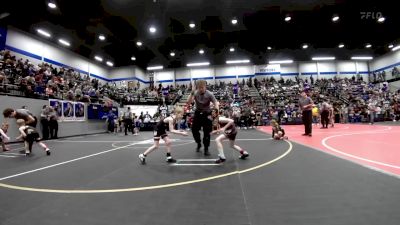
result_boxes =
[298,91,313,136]
[187,80,219,156]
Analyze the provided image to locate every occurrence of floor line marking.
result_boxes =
[58,138,272,144]
[171,164,220,166]
[321,127,400,169]
[0,140,150,182]
[3,152,25,156]
[177,159,218,162]
[0,141,293,193]
[0,155,17,158]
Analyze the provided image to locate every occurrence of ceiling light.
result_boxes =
[48,2,57,9]
[131,56,136,61]
[351,56,373,60]
[285,16,291,22]
[365,44,372,48]
[187,62,210,67]
[98,35,106,41]
[136,41,143,46]
[267,46,272,50]
[269,60,293,64]
[94,56,103,62]
[302,44,308,49]
[388,44,394,49]
[147,66,163,70]
[229,47,235,52]
[189,23,195,28]
[199,49,204,54]
[312,57,335,61]
[106,61,114,66]
[58,39,70,47]
[231,18,238,25]
[170,52,175,57]
[392,45,400,51]
[37,29,51,38]
[149,26,156,33]
[377,17,385,23]
[332,15,339,22]
[226,60,250,64]
[338,43,345,48]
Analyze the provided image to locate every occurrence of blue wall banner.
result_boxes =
[0,27,7,50]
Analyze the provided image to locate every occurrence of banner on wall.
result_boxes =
[49,99,86,121]
[256,64,281,73]
[49,99,63,119]
[87,103,118,120]
[0,27,7,51]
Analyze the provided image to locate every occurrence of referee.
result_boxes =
[298,91,313,137]
[187,80,219,156]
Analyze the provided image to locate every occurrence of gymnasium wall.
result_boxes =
[5,28,109,83]
[151,61,369,85]
[8,26,397,87]
[0,96,106,139]
[371,49,400,80]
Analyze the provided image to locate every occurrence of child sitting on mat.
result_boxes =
[0,122,11,152]
[271,119,288,140]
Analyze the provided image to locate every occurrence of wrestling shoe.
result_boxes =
[215,157,226,164]
[166,156,177,163]
[239,152,249,160]
[139,153,146,164]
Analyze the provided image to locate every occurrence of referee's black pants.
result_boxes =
[302,110,312,135]
[124,119,133,135]
[192,111,212,150]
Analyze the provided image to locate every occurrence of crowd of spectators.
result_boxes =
[2,49,400,126]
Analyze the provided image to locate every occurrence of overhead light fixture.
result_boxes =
[267,46,272,50]
[37,29,51,38]
[149,26,157,33]
[106,61,114,66]
[187,62,210,67]
[170,52,175,57]
[58,39,70,47]
[377,17,386,23]
[136,41,143,46]
[269,60,293,64]
[332,15,340,22]
[285,16,291,22]
[189,22,195,28]
[388,44,394,49]
[351,56,373,60]
[231,18,238,25]
[48,2,57,9]
[147,66,163,70]
[302,44,308,49]
[392,45,400,51]
[312,57,335,61]
[365,44,372,48]
[229,47,235,52]
[199,49,204,54]
[98,35,106,41]
[94,56,103,62]
[226,59,250,64]
[131,56,136,61]
[338,43,345,48]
